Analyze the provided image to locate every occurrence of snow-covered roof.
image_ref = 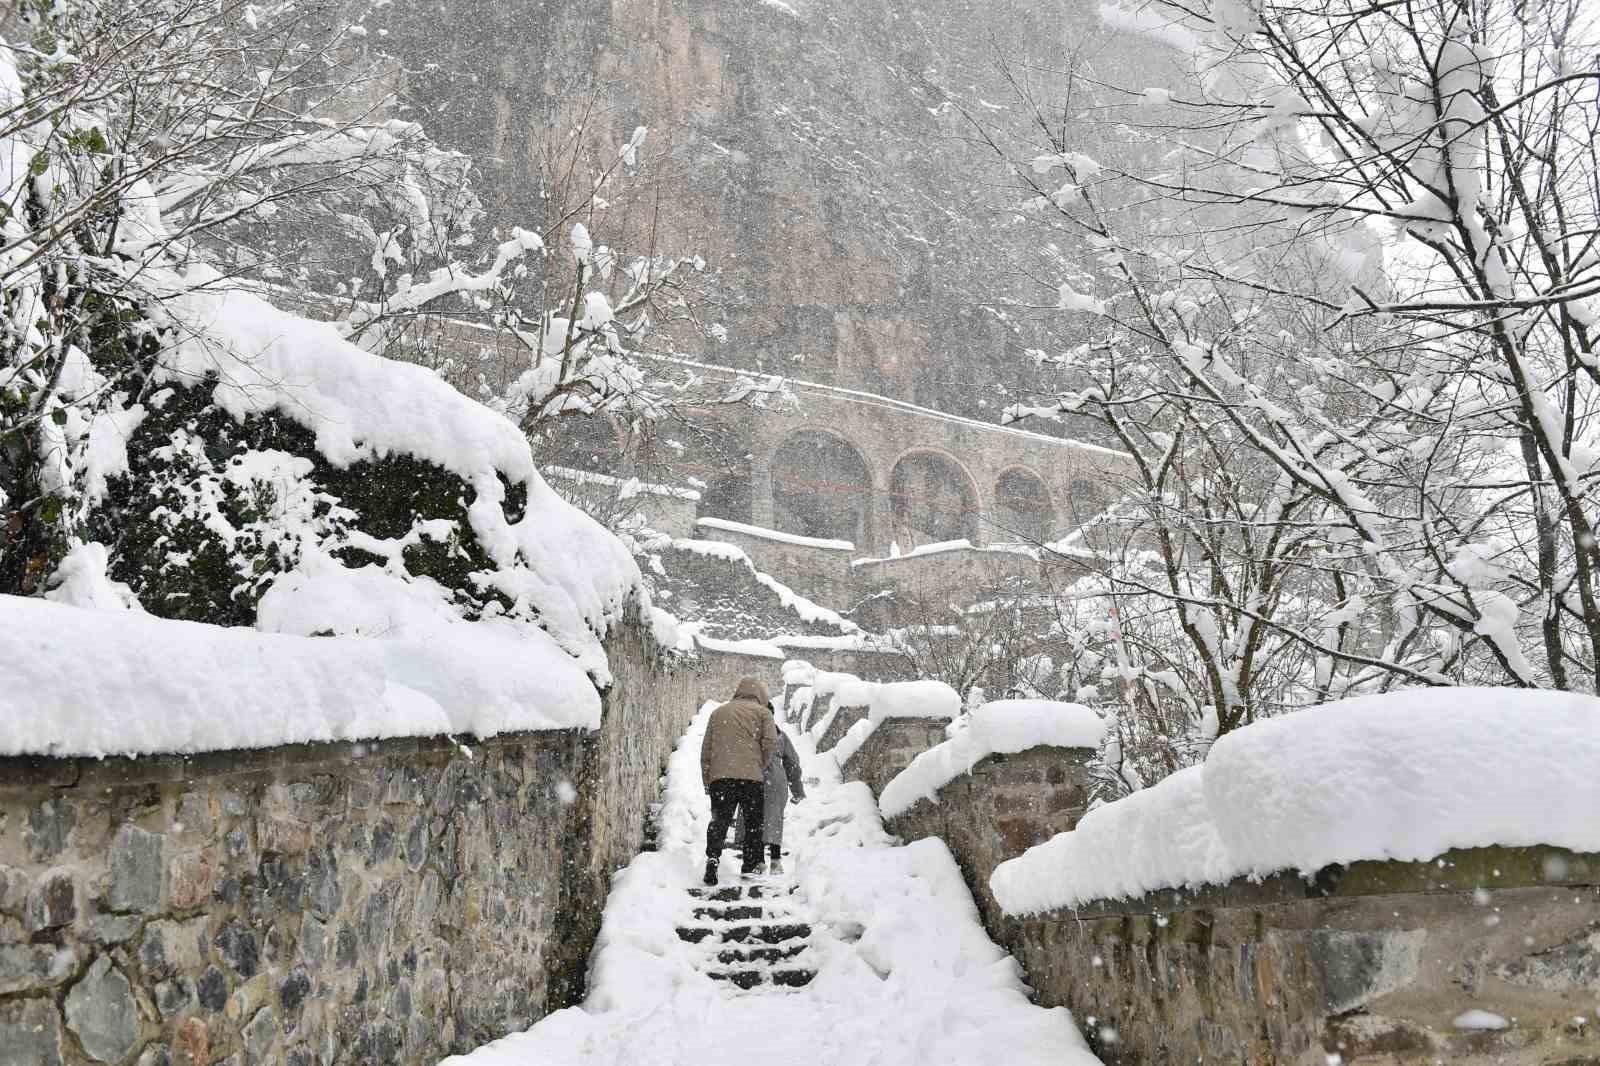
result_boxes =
[990,688,1600,915]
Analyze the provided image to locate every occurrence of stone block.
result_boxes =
[156,976,194,1017]
[299,914,328,967]
[244,1005,278,1061]
[196,966,228,1011]
[136,1045,172,1066]
[174,1018,208,1065]
[23,868,77,932]
[84,912,142,945]
[108,824,163,913]
[0,996,64,1066]
[213,919,260,979]
[175,792,212,840]
[0,941,75,993]
[64,956,142,1064]
[25,797,76,862]
[0,865,25,916]
[168,848,217,909]
[142,916,209,978]
[258,813,311,856]
[304,848,340,918]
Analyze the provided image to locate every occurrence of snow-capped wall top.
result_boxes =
[695,517,854,551]
[991,688,1600,915]
[151,269,643,677]
[0,594,602,758]
[879,699,1106,818]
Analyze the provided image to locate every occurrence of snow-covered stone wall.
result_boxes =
[876,744,1097,933]
[0,610,700,1066]
[1003,847,1600,1065]
[874,726,1600,1065]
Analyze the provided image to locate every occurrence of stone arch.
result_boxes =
[992,466,1055,544]
[770,429,873,544]
[888,449,981,548]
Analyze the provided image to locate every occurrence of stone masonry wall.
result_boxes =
[873,740,1600,1066]
[832,719,951,800]
[1007,847,1600,1066]
[876,746,1095,931]
[0,612,699,1066]
[814,705,867,755]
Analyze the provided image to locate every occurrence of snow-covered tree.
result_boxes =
[980,0,1600,727]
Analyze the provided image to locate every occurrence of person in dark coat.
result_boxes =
[700,677,778,884]
[735,700,806,874]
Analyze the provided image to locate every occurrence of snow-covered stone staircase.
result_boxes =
[676,881,818,991]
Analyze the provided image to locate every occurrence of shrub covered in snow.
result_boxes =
[991,688,1600,915]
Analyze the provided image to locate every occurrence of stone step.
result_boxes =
[769,968,816,988]
[705,968,817,991]
[691,904,764,922]
[675,921,812,946]
[688,884,797,902]
[711,944,808,966]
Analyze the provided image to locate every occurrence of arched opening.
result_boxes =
[770,431,872,544]
[1065,477,1109,526]
[699,473,753,525]
[993,468,1054,544]
[889,451,979,548]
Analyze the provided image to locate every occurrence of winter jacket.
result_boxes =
[736,729,806,846]
[701,678,779,786]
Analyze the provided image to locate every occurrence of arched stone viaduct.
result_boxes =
[683,371,1133,557]
[271,294,1132,557]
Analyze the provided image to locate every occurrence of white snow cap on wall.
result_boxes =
[0,595,601,758]
[879,700,1106,818]
[992,688,1600,915]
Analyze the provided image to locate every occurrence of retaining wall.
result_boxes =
[1005,846,1600,1066]
[0,612,698,1066]
[865,737,1600,1066]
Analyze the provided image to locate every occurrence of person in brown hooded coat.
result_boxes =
[700,677,778,884]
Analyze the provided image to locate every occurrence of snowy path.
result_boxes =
[440,703,1100,1066]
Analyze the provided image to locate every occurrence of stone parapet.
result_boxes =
[0,612,699,1066]
[814,705,868,754]
[880,745,1094,928]
[875,740,1600,1066]
[1006,846,1600,1065]
[834,719,952,799]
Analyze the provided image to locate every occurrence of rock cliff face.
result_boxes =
[374,0,1163,418]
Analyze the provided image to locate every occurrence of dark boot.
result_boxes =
[703,858,718,887]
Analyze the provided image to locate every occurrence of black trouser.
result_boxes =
[706,779,765,873]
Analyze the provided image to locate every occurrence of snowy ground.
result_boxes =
[440,704,1099,1066]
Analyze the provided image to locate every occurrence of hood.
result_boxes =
[732,677,770,705]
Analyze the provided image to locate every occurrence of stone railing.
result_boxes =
[851,735,1600,1066]
[0,612,702,1066]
